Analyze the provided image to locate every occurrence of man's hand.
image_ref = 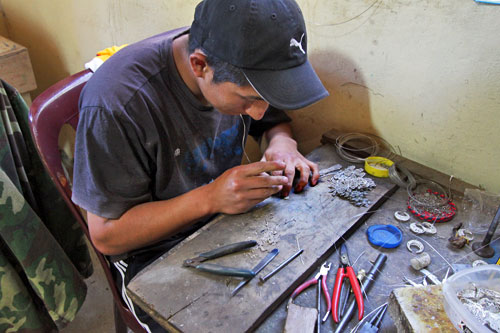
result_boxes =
[207,161,288,214]
[261,125,319,197]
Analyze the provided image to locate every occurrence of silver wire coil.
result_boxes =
[389,163,416,188]
[335,132,398,164]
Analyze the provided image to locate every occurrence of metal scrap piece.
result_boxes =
[421,222,437,234]
[410,223,426,234]
[406,240,424,254]
[319,164,342,177]
[327,165,376,207]
[457,284,500,332]
[472,259,488,267]
[457,228,474,241]
[395,211,411,222]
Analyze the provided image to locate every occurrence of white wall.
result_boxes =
[298,0,500,192]
[1,0,499,192]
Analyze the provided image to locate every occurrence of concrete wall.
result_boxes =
[0,3,8,37]
[1,0,499,192]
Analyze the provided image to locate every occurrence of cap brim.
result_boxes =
[242,60,329,110]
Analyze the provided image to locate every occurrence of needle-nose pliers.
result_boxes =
[183,240,257,278]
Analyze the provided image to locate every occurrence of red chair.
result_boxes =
[29,70,147,333]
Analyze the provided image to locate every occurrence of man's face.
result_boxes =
[199,67,270,120]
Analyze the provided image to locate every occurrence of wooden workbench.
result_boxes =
[255,181,474,333]
[127,132,491,332]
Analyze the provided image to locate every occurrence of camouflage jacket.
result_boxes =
[0,80,92,332]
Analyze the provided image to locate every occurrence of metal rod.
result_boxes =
[472,204,500,258]
[372,304,388,328]
[259,249,304,283]
[316,281,321,333]
[339,283,350,318]
[419,268,441,285]
[334,253,387,333]
[231,249,278,296]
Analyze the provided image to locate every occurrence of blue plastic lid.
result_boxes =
[367,224,403,248]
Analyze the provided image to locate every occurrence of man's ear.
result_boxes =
[189,51,208,78]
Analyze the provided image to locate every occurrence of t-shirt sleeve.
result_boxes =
[72,107,153,219]
[248,105,291,141]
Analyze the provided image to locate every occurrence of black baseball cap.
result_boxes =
[190,0,329,110]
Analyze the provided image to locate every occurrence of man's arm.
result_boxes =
[261,122,320,197]
[87,161,288,255]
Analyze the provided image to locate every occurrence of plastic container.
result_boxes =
[442,265,500,332]
[366,224,403,248]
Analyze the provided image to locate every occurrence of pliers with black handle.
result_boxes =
[183,240,257,278]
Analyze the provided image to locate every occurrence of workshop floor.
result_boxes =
[61,244,115,332]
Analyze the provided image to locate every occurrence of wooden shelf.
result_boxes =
[0,35,37,94]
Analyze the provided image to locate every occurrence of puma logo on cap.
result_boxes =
[290,33,305,54]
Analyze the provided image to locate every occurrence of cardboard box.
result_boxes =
[0,35,36,93]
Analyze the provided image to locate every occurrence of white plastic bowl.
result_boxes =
[442,264,500,332]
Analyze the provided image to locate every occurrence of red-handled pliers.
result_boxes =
[291,262,332,322]
[332,244,364,323]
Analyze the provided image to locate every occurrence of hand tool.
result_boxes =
[402,276,420,287]
[419,268,441,285]
[259,249,303,283]
[358,303,388,333]
[316,277,322,332]
[231,248,279,296]
[472,204,500,258]
[290,262,332,327]
[340,269,366,317]
[422,276,428,286]
[183,240,257,278]
[442,267,451,283]
[334,253,387,333]
[405,271,441,287]
[332,244,363,323]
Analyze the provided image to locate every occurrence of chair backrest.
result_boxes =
[29,70,146,333]
[29,70,92,235]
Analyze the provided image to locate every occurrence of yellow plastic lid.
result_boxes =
[364,156,394,178]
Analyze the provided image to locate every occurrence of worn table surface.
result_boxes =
[127,143,398,332]
[255,183,489,333]
[127,141,493,333]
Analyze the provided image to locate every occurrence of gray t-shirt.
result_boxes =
[72,28,290,250]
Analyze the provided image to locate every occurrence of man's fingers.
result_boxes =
[246,186,283,200]
[271,170,284,177]
[294,164,311,193]
[241,161,286,176]
[308,160,320,186]
[239,175,288,190]
[281,163,295,197]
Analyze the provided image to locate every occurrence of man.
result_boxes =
[72,0,328,330]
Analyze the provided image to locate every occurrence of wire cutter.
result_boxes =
[332,244,364,323]
[358,303,388,333]
[183,240,257,278]
[291,262,332,323]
